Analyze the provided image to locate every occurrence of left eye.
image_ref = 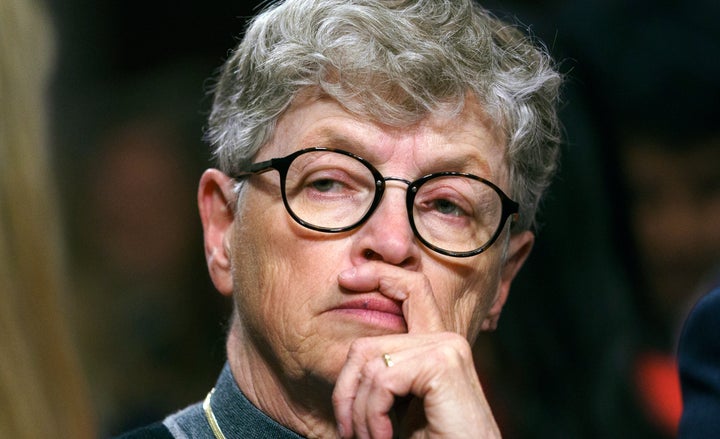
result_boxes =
[432,199,466,216]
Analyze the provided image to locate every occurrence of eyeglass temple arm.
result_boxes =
[232,159,277,179]
[505,198,520,224]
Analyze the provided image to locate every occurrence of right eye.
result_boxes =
[299,169,357,197]
[285,152,376,205]
[308,176,347,194]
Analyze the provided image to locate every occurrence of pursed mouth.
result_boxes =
[328,296,407,331]
[334,297,404,315]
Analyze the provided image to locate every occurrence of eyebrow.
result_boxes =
[300,128,360,152]
[300,127,494,178]
[431,154,493,177]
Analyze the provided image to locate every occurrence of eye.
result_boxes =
[302,170,359,196]
[310,177,345,193]
[432,198,466,217]
[415,184,473,219]
[294,168,372,202]
[415,192,474,226]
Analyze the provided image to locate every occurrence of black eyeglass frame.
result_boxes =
[233,147,519,257]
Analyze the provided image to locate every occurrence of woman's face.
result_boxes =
[223,93,531,386]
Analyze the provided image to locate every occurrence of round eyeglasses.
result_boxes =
[233,147,519,257]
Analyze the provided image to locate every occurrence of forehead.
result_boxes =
[263,92,508,181]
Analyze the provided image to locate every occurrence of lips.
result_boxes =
[335,297,404,315]
[329,296,407,331]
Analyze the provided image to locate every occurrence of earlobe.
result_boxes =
[481,230,534,331]
[198,169,236,296]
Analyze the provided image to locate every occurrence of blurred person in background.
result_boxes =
[58,66,229,434]
[46,0,251,433]
[677,275,720,438]
[599,6,720,436]
[0,0,96,437]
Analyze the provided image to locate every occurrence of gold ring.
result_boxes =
[383,353,394,368]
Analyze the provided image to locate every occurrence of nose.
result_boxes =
[350,179,421,269]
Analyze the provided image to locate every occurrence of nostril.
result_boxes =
[362,248,419,270]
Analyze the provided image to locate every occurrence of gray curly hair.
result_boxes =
[206,0,561,231]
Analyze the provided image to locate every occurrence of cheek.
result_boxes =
[229,198,297,331]
[230,221,275,330]
[429,255,502,339]
[230,206,345,342]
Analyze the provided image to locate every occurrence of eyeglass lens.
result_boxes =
[282,149,505,255]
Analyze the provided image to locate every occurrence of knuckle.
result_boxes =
[347,337,373,359]
[359,359,382,383]
[434,333,472,365]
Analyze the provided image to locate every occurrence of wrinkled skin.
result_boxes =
[198,92,534,438]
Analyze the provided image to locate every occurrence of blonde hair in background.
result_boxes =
[0,0,96,437]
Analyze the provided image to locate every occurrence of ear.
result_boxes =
[198,169,236,296]
[481,230,534,331]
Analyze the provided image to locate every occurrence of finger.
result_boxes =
[336,333,500,439]
[338,263,446,333]
[352,346,436,439]
[337,265,407,301]
[363,385,396,439]
[334,336,437,439]
[388,338,500,438]
[353,359,395,439]
[333,374,357,437]
[348,351,409,439]
[333,337,402,439]
[333,338,371,439]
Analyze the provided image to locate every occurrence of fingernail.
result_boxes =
[336,423,344,438]
[395,289,408,301]
[338,267,357,280]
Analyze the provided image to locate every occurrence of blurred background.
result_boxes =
[6,0,719,437]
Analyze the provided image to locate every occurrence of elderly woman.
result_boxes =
[118,0,561,437]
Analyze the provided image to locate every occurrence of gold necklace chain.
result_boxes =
[203,388,227,439]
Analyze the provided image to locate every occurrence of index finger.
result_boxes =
[338,263,446,333]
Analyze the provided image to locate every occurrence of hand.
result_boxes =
[332,262,501,438]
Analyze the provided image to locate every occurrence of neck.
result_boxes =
[226,319,337,438]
